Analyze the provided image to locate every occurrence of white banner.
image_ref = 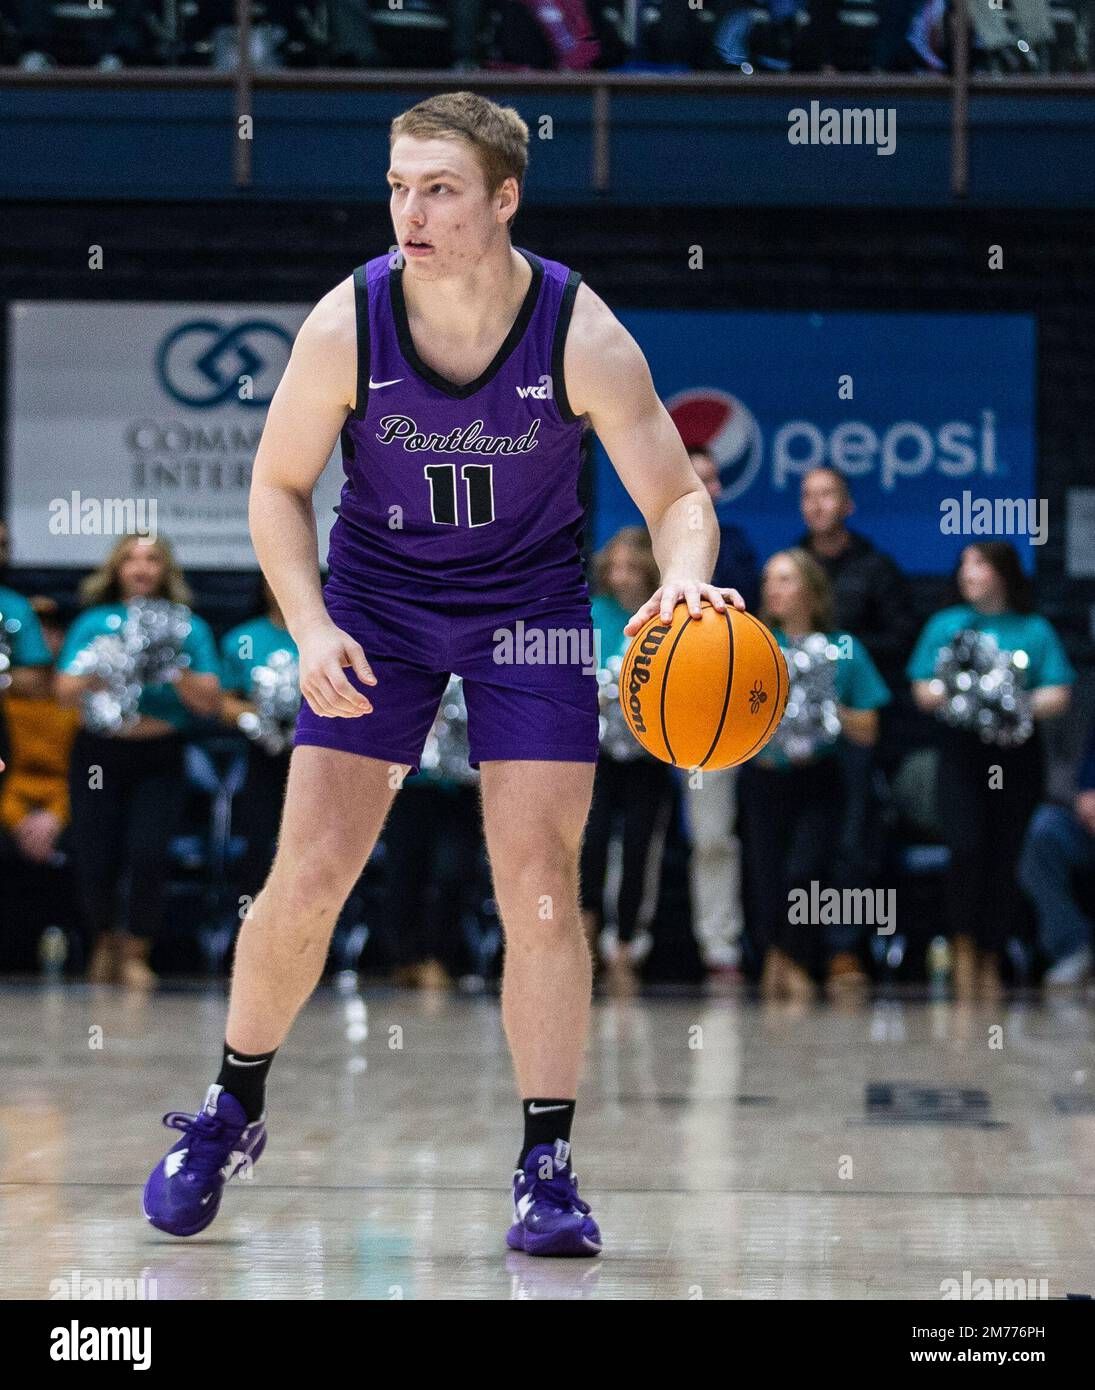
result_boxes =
[6,300,346,569]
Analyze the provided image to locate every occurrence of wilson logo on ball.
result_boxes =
[619,605,789,770]
[625,621,673,734]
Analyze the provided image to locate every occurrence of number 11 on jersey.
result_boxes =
[424,462,496,527]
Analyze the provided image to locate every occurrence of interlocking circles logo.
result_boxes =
[156,319,293,409]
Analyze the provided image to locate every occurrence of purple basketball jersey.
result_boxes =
[324,247,591,612]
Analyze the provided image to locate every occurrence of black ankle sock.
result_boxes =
[519,1099,576,1168]
[215,1042,277,1123]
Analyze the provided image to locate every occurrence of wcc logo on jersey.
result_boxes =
[516,375,553,400]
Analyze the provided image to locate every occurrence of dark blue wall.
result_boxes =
[2,86,1094,206]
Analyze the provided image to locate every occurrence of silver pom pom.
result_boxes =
[69,597,195,734]
[419,676,478,784]
[124,596,193,685]
[239,648,301,754]
[68,633,142,733]
[930,628,1034,747]
[0,607,18,692]
[767,632,843,764]
[597,653,647,760]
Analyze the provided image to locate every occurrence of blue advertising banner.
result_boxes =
[591,311,1036,575]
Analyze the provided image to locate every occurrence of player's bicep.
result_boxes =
[575,325,699,524]
[602,395,698,525]
[251,300,354,498]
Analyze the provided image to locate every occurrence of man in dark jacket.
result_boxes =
[798,466,917,691]
[689,448,760,613]
[798,465,918,882]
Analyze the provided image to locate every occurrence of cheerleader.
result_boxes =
[54,534,221,987]
[580,528,677,995]
[740,548,891,1001]
[220,575,299,921]
[908,541,1074,999]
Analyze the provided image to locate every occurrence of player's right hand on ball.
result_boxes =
[298,620,377,717]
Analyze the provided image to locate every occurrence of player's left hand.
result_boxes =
[623,581,746,637]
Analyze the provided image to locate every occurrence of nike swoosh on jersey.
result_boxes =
[368,377,404,389]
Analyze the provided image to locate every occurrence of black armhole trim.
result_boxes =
[349,263,370,420]
[552,269,583,425]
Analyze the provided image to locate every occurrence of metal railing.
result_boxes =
[3,0,1094,198]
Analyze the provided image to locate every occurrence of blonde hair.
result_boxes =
[761,547,835,633]
[78,533,193,609]
[592,527,660,597]
[390,91,529,221]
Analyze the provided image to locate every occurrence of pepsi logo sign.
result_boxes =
[667,389,763,503]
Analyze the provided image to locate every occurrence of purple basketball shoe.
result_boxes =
[506,1140,602,1257]
[142,1083,266,1237]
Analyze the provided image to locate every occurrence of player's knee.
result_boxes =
[507,812,586,864]
[263,854,357,925]
[499,850,580,920]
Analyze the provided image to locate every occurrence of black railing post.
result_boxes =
[235,0,253,188]
[951,0,970,199]
[592,83,610,195]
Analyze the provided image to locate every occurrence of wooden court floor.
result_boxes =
[2,982,1093,1299]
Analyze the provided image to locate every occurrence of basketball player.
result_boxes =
[143,91,744,1257]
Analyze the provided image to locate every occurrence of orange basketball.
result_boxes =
[618,602,789,770]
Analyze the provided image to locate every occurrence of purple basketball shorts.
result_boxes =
[293,587,601,774]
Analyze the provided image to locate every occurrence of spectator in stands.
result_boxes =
[219,574,299,928]
[713,0,800,71]
[54,534,222,989]
[1019,718,1095,988]
[739,548,890,1001]
[14,0,146,68]
[0,598,79,862]
[0,520,54,772]
[689,447,760,613]
[0,598,81,970]
[798,466,917,694]
[490,0,601,70]
[907,0,947,71]
[970,0,1055,72]
[908,541,1074,1000]
[798,465,916,889]
[581,527,677,994]
[681,448,758,981]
